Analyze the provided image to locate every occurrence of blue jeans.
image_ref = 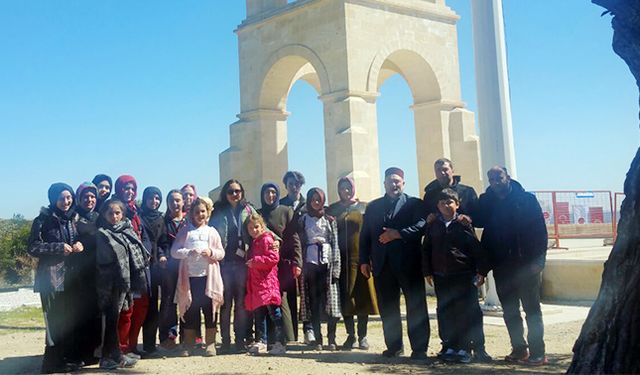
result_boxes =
[220,262,248,345]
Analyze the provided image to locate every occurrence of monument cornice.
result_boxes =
[236,0,320,34]
[410,99,465,111]
[318,89,380,104]
[345,0,459,25]
[237,109,290,121]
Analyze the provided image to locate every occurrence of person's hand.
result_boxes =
[270,241,280,253]
[159,256,168,268]
[474,274,485,287]
[360,264,371,279]
[293,266,302,278]
[425,275,433,287]
[202,248,212,257]
[457,214,472,226]
[72,242,84,253]
[378,227,401,244]
[246,259,254,268]
[189,249,199,257]
[63,243,73,255]
[426,213,437,224]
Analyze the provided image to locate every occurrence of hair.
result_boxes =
[100,198,127,217]
[437,188,459,204]
[190,197,213,219]
[487,166,509,177]
[282,171,305,186]
[214,179,246,210]
[246,213,266,228]
[434,158,453,169]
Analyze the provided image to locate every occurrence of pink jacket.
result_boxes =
[245,232,281,311]
[171,223,225,321]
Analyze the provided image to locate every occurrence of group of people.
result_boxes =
[27,158,548,373]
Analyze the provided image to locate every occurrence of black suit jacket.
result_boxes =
[359,193,426,277]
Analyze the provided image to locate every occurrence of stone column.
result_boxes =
[218,109,289,204]
[320,90,380,202]
[471,0,517,178]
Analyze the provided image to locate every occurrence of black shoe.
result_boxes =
[382,348,404,358]
[234,342,247,354]
[410,351,428,360]
[342,335,356,351]
[218,342,232,355]
[505,347,529,363]
[473,348,493,362]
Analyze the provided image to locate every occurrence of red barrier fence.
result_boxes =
[614,192,624,240]
[532,191,614,248]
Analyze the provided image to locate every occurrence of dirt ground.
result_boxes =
[0,305,582,375]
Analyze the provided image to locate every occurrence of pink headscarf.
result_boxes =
[338,176,358,205]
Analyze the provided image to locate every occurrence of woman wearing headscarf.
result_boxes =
[92,174,112,212]
[326,177,378,350]
[140,186,168,356]
[27,183,84,373]
[257,182,302,344]
[209,179,257,353]
[113,175,151,357]
[298,188,341,351]
[64,182,102,366]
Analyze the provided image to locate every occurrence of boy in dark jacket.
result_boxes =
[422,188,490,364]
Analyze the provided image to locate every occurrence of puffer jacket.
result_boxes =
[245,232,281,311]
[27,207,78,293]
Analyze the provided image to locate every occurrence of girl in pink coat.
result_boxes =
[245,213,286,355]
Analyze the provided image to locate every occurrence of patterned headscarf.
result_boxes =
[306,187,326,218]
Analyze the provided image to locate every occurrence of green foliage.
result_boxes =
[0,215,35,285]
[0,306,44,335]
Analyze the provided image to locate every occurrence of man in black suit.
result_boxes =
[359,167,429,359]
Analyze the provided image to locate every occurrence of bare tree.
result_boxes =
[567,1,640,373]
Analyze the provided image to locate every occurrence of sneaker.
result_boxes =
[268,342,287,355]
[327,342,337,351]
[176,346,190,357]
[436,347,447,359]
[342,335,356,351]
[524,355,548,366]
[382,347,404,358]
[442,348,457,362]
[234,342,248,354]
[410,351,428,360]
[473,348,493,362]
[218,342,232,355]
[505,347,529,362]
[455,349,472,364]
[248,342,268,355]
[314,343,323,351]
[195,336,203,345]
[119,355,138,368]
[358,337,369,350]
[124,352,141,360]
[99,358,119,370]
[160,338,177,350]
[304,330,316,345]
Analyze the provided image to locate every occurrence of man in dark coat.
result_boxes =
[475,166,548,366]
[359,167,429,359]
[423,158,478,224]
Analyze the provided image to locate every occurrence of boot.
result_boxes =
[178,329,197,357]
[204,328,217,357]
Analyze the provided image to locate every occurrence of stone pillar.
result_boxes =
[412,100,463,192]
[245,0,287,18]
[471,0,517,179]
[321,90,381,202]
[218,109,289,204]
[448,108,483,192]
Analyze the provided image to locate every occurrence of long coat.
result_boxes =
[245,232,281,311]
[298,213,342,320]
[326,201,378,316]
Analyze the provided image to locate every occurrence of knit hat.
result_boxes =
[384,167,405,179]
[48,182,75,207]
[76,182,98,201]
[114,175,138,201]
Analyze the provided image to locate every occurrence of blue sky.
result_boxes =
[0,0,637,219]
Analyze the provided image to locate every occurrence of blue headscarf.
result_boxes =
[260,182,280,217]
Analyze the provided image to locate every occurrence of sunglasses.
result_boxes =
[227,189,242,195]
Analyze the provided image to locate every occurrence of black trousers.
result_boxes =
[182,277,216,330]
[304,263,338,344]
[142,264,161,350]
[40,291,73,370]
[101,290,127,362]
[220,262,248,345]
[373,262,429,353]
[433,273,484,351]
[344,315,369,338]
[158,260,179,342]
[494,267,545,357]
[66,281,101,363]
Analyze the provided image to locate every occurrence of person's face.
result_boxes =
[168,192,184,216]
[97,181,111,199]
[338,181,353,202]
[435,162,454,186]
[285,178,302,197]
[122,183,135,203]
[247,219,264,239]
[384,174,405,198]
[310,192,323,211]
[182,186,195,208]
[191,203,208,226]
[263,187,278,206]
[145,193,161,211]
[226,183,243,205]
[488,169,510,196]
[105,204,124,225]
[56,190,73,212]
[81,191,96,211]
[437,198,459,220]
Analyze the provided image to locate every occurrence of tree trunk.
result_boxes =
[568,1,640,373]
